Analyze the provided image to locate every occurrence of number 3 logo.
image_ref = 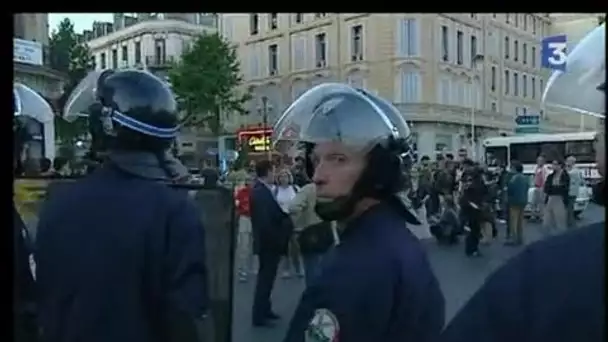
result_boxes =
[548,42,567,66]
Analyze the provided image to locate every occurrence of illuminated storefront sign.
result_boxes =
[238,128,272,153]
[247,135,270,152]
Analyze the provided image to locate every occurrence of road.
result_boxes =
[231,204,604,342]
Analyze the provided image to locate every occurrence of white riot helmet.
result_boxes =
[272,83,419,223]
[13,83,55,174]
[542,23,605,118]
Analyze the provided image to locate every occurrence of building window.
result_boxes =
[514,13,519,27]
[268,44,278,75]
[523,14,528,31]
[351,25,363,61]
[121,45,128,66]
[135,41,141,64]
[491,66,496,91]
[531,46,536,67]
[111,48,118,69]
[249,46,259,77]
[315,33,327,68]
[397,18,418,57]
[523,43,528,64]
[491,101,497,112]
[523,74,528,97]
[397,70,420,103]
[293,37,305,71]
[250,14,259,35]
[533,17,537,34]
[531,76,536,99]
[435,134,453,156]
[456,30,463,65]
[513,72,519,96]
[100,52,106,69]
[514,40,519,61]
[346,72,365,88]
[269,13,278,30]
[441,25,449,62]
[294,13,303,24]
[470,35,477,65]
[154,38,165,65]
[439,76,451,104]
[291,81,307,101]
[504,70,510,95]
[504,36,509,59]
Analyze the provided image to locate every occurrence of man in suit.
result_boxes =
[250,160,292,327]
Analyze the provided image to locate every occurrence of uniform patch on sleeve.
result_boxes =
[305,308,340,342]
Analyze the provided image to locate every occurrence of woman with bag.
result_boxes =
[273,169,304,278]
[288,182,337,287]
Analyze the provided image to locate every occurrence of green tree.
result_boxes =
[49,18,94,145]
[169,32,251,135]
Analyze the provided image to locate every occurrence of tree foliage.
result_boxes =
[169,32,251,135]
[49,18,95,144]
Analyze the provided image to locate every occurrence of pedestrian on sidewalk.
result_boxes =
[288,182,335,287]
[542,159,570,237]
[530,155,551,222]
[506,161,527,245]
[235,177,256,282]
[273,169,304,279]
[566,155,584,228]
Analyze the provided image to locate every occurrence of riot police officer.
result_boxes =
[35,70,208,342]
[274,84,445,342]
[14,82,50,342]
[440,24,605,342]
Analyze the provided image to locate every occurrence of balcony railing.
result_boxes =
[145,55,176,68]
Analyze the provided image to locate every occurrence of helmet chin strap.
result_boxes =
[314,194,361,222]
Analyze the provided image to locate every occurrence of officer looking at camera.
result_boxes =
[275,83,445,342]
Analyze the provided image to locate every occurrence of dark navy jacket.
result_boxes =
[249,180,291,255]
[35,164,208,342]
[440,222,605,342]
[14,207,37,341]
[283,202,445,342]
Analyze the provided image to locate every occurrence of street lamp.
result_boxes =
[257,96,273,161]
[465,16,489,162]
[471,53,485,161]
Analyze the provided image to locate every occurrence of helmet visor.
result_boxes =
[63,70,104,122]
[13,83,55,123]
[542,24,605,118]
[272,83,409,153]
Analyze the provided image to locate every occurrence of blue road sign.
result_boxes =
[542,35,567,71]
[515,115,540,126]
[515,126,540,134]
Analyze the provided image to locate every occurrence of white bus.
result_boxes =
[483,132,600,181]
[483,132,598,218]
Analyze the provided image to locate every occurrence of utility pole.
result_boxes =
[257,96,273,161]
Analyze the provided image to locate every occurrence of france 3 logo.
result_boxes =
[541,35,567,72]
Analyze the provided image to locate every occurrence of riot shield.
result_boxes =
[192,185,237,342]
[14,177,55,242]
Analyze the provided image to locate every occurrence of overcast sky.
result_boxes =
[49,13,114,34]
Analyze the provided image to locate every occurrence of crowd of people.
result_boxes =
[198,144,587,331]
[406,151,587,256]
